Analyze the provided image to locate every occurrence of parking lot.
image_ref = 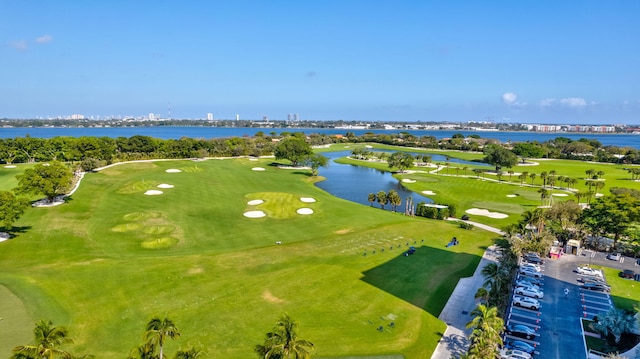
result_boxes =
[503,250,638,358]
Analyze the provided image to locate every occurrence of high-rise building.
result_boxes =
[236,114,240,121]
[294,113,299,121]
[287,113,293,121]
[207,113,214,121]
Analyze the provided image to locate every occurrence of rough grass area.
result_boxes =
[0,158,496,359]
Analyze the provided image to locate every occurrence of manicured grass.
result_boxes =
[598,267,640,312]
[0,158,496,359]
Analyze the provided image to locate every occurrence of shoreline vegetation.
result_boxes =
[1,134,639,358]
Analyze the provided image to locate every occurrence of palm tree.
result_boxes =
[387,190,402,212]
[540,171,548,188]
[590,308,635,345]
[174,348,201,359]
[12,320,74,359]
[529,172,536,185]
[256,313,314,359]
[462,166,469,176]
[376,190,388,209]
[367,193,376,207]
[538,188,550,206]
[145,318,181,359]
[129,342,158,359]
[465,304,503,358]
[508,170,514,182]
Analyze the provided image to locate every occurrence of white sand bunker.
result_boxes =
[506,194,517,198]
[365,145,373,148]
[249,158,259,161]
[297,208,314,215]
[166,169,182,173]
[244,210,266,218]
[0,232,10,243]
[300,197,316,203]
[4,165,16,168]
[402,179,416,183]
[552,193,568,197]
[422,190,436,195]
[247,199,264,205]
[157,184,174,189]
[252,167,265,171]
[144,190,163,195]
[465,208,508,219]
[595,193,604,197]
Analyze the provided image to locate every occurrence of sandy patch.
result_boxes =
[422,190,436,195]
[144,190,163,195]
[252,167,265,171]
[0,232,10,243]
[365,145,373,148]
[247,199,264,205]
[262,291,285,304]
[552,193,568,197]
[187,267,204,275]
[4,165,16,168]
[595,193,604,197]
[465,208,508,219]
[506,194,517,198]
[249,158,259,161]
[244,210,266,218]
[32,197,65,207]
[296,208,314,215]
[402,179,416,183]
[300,197,316,203]
[166,169,182,173]
[335,228,352,234]
[157,184,174,189]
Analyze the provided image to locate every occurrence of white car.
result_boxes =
[500,349,532,359]
[515,282,541,292]
[520,263,541,272]
[576,266,603,277]
[513,296,540,310]
[515,286,544,299]
[519,267,543,278]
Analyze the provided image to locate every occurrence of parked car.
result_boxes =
[505,340,536,355]
[516,275,541,286]
[522,252,544,264]
[513,296,540,310]
[607,253,621,261]
[515,280,541,291]
[505,324,536,340]
[580,276,608,285]
[519,267,543,278]
[576,266,603,277]
[621,269,635,279]
[515,286,544,299]
[500,349,532,359]
[520,263,541,272]
[403,246,416,256]
[582,282,611,292]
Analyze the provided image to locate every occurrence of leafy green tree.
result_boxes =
[0,191,29,230]
[376,191,388,209]
[483,144,518,171]
[304,154,328,176]
[14,161,74,202]
[274,138,313,167]
[255,313,314,359]
[387,152,414,173]
[12,320,77,359]
[145,318,181,359]
[465,304,503,359]
[581,193,640,249]
[511,142,546,162]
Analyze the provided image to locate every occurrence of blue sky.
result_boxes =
[1,1,639,124]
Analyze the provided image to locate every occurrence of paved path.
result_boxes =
[431,220,504,359]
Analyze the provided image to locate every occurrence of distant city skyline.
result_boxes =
[1,1,639,124]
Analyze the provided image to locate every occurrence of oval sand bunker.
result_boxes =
[244,210,266,218]
[296,208,314,215]
[166,169,182,173]
[157,184,174,189]
[252,167,265,171]
[144,190,163,195]
[300,197,316,203]
[247,199,264,205]
[402,179,416,183]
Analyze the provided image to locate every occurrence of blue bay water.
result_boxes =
[0,126,639,149]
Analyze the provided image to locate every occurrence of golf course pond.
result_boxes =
[316,151,486,208]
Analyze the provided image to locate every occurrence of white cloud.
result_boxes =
[539,98,556,107]
[9,40,27,51]
[36,34,53,43]
[559,97,587,108]
[502,92,518,105]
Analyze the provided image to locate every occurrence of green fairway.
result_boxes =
[0,157,496,359]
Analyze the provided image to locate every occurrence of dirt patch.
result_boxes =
[335,228,352,234]
[188,267,204,275]
[262,291,285,304]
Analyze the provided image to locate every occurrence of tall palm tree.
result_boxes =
[12,320,74,359]
[256,313,314,359]
[367,193,376,207]
[174,348,201,359]
[591,308,635,345]
[145,318,181,359]
[465,304,503,358]
[529,173,536,185]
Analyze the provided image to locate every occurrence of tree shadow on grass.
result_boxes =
[360,246,480,318]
